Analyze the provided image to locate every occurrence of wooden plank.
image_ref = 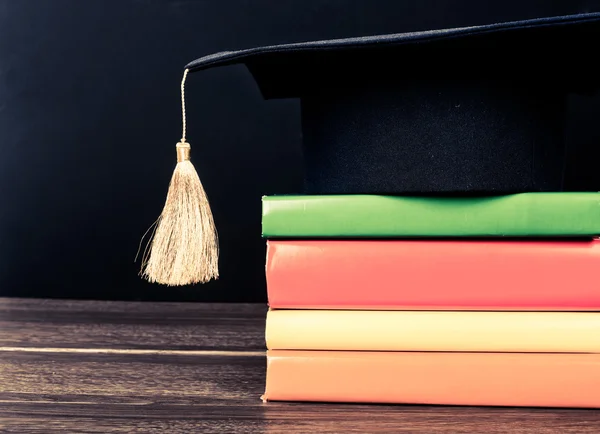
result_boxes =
[2,298,600,432]
[0,298,267,350]
[1,407,599,434]
[0,352,264,403]
[2,351,600,433]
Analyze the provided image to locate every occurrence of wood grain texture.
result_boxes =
[0,298,267,350]
[1,298,600,433]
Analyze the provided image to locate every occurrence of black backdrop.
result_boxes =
[1,0,600,302]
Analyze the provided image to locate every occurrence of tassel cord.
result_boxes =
[181,68,188,143]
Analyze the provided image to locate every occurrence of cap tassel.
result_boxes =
[140,69,219,285]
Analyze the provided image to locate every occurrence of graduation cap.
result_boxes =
[141,12,600,286]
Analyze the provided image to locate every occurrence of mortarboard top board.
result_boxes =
[141,13,600,286]
[186,12,600,195]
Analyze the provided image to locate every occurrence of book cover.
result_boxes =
[262,193,600,237]
[267,239,600,310]
[263,350,600,407]
[266,310,600,352]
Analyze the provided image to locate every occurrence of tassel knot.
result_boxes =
[176,141,191,162]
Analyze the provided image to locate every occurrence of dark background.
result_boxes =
[1,0,599,302]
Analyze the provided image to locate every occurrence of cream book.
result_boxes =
[266,310,600,352]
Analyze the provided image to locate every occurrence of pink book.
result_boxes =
[266,239,600,310]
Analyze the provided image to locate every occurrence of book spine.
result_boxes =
[262,194,600,237]
[264,351,600,407]
[265,310,600,352]
[266,240,600,310]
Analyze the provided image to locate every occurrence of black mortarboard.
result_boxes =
[142,13,600,285]
[186,13,600,195]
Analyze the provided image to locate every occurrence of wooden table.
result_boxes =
[1,298,599,433]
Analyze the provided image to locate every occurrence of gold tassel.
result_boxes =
[140,69,219,285]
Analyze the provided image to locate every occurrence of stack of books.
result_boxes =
[261,193,600,407]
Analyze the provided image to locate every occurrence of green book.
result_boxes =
[262,193,600,238]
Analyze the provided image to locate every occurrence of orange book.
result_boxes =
[263,351,600,408]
